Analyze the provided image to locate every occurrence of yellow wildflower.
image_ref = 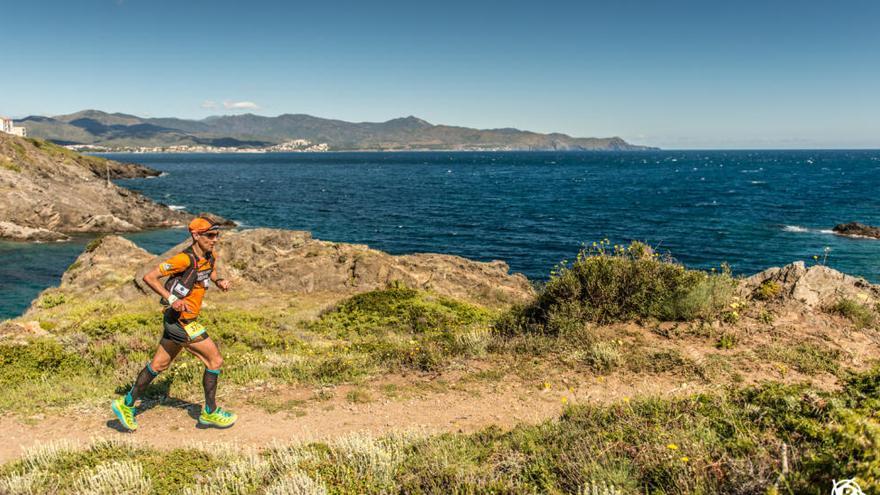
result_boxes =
[680,456,689,462]
[561,397,568,405]
[667,443,678,450]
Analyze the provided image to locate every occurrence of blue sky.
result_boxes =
[2,0,878,149]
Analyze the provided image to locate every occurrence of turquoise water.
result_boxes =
[2,150,879,319]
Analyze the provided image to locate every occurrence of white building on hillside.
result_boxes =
[0,117,27,137]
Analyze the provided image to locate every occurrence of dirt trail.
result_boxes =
[0,370,706,464]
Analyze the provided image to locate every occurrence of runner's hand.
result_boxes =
[216,279,231,292]
[171,299,189,313]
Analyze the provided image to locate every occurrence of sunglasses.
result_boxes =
[200,232,220,239]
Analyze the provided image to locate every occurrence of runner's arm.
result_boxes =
[143,267,190,311]
[210,267,230,291]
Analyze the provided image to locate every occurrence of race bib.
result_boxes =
[183,321,207,340]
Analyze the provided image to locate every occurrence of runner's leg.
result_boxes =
[185,337,223,411]
[126,338,181,406]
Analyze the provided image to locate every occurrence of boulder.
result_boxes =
[60,235,154,293]
[742,261,880,308]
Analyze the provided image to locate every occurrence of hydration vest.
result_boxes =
[162,246,215,305]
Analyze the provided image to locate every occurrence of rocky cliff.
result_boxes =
[0,133,188,241]
[45,229,534,312]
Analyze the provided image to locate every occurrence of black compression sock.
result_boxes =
[203,368,221,412]
[126,363,159,406]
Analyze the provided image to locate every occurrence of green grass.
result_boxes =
[0,289,498,413]
[497,241,736,337]
[2,368,878,494]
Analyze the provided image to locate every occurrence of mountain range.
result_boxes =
[19,110,656,151]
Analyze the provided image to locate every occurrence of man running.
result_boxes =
[111,216,237,430]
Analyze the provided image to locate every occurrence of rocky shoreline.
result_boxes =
[0,133,189,241]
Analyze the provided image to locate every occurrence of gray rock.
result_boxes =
[0,221,69,242]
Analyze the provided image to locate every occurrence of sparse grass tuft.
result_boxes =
[346,388,372,404]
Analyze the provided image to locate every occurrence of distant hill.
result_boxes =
[19,110,657,151]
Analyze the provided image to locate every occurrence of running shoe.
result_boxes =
[198,406,237,428]
[111,398,138,431]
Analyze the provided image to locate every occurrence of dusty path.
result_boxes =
[0,370,708,464]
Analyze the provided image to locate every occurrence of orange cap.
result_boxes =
[188,217,219,234]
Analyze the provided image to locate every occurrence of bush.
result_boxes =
[754,280,783,301]
[827,298,876,329]
[584,341,623,373]
[498,242,736,336]
[38,292,67,309]
[0,339,86,386]
[310,288,495,372]
[716,333,737,350]
[0,159,21,173]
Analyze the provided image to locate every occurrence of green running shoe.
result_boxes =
[199,406,237,428]
[111,398,138,431]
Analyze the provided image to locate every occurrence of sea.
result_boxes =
[2,150,879,320]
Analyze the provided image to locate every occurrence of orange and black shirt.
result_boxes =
[158,248,216,321]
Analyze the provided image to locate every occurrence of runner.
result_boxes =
[111,216,237,430]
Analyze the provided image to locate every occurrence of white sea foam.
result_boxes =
[783,225,834,236]
[168,205,187,211]
[750,180,766,185]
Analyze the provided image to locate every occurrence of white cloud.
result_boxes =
[223,100,260,110]
[201,100,218,109]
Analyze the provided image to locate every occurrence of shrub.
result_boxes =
[310,288,495,372]
[498,242,735,336]
[0,159,21,173]
[85,235,106,253]
[754,280,783,301]
[0,339,85,386]
[758,310,775,324]
[716,333,737,350]
[827,298,876,329]
[38,292,67,309]
[584,341,623,373]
